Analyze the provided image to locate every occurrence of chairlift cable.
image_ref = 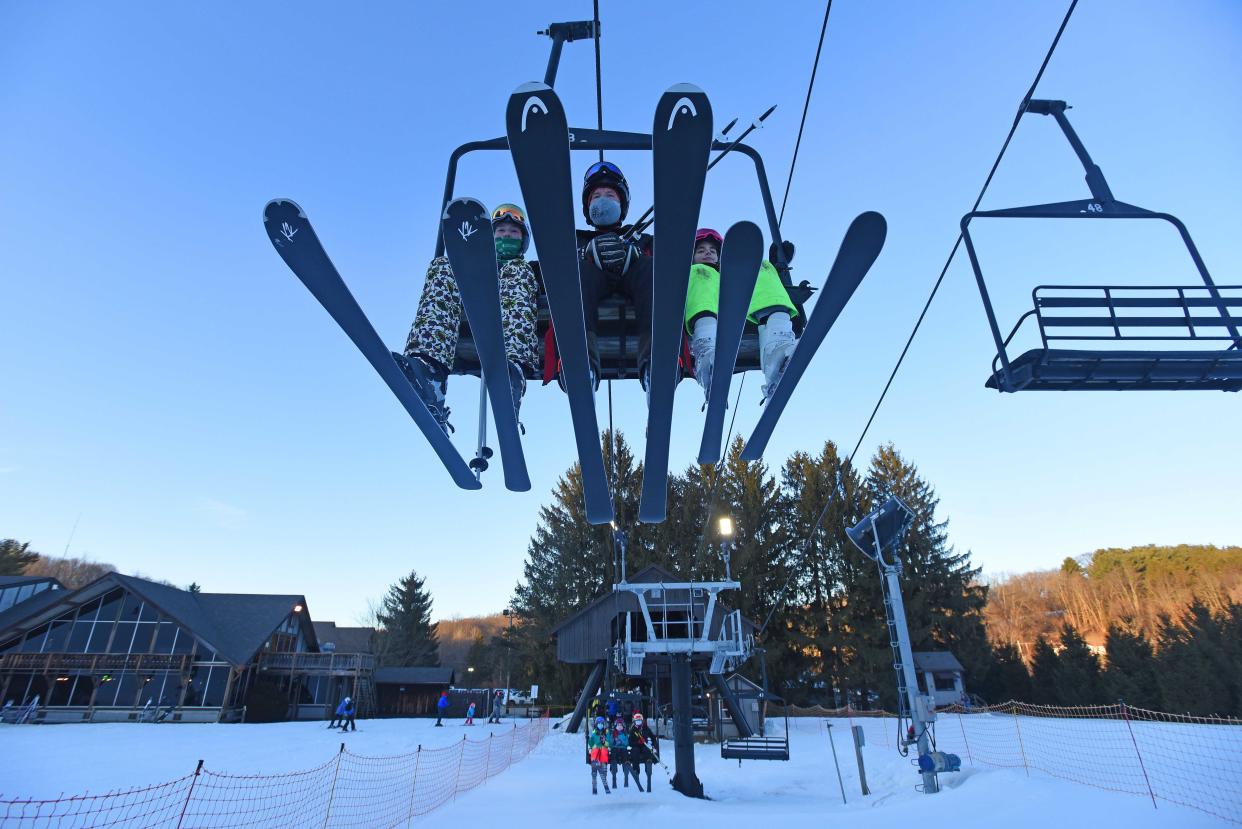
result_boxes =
[777,1,832,229]
[757,0,1080,639]
[689,374,747,576]
[593,0,604,164]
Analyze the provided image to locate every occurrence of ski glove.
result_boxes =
[585,232,637,275]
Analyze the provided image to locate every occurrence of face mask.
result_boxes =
[589,196,622,227]
[495,236,523,261]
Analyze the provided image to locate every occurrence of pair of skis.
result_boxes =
[262,198,531,494]
[692,213,888,466]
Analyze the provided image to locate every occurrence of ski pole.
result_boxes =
[624,105,776,241]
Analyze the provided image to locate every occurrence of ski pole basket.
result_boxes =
[963,99,1242,393]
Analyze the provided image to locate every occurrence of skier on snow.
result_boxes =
[396,203,540,433]
[684,228,799,401]
[569,161,654,392]
[488,689,505,724]
[464,700,476,726]
[338,697,356,732]
[435,690,449,727]
[587,716,613,795]
[329,696,350,729]
[627,711,658,794]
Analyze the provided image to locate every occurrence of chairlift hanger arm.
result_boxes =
[1024,99,1114,203]
[537,20,597,88]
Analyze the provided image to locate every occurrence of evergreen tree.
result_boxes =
[1155,601,1237,716]
[375,570,440,667]
[1103,623,1162,710]
[979,642,1031,704]
[1030,636,1060,704]
[187,582,202,594]
[1053,622,1104,705]
[0,539,39,576]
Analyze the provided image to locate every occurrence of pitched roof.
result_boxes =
[0,587,68,640]
[313,622,375,654]
[373,666,456,686]
[0,575,63,588]
[912,651,964,673]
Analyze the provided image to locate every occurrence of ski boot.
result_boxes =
[758,312,796,401]
[689,316,717,403]
[392,352,452,434]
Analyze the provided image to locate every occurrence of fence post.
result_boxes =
[405,745,421,829]
[321,743,344,829]
[175,760,204,829]
[451,736,466,801]
[483,734,493,784]
[1119,700,1158,810]
[508,722,517,766]
[956,711,973,765]
[1011,703,1029,776]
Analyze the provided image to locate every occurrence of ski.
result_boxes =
[263,199,481,490]
[639,84,713,524]
[697,221,763,465]
[739,211,887,462]
[505,82,613,525]
[442,197,531,493]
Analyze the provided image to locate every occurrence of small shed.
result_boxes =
[912,651,966,707]
[373,667,455,717]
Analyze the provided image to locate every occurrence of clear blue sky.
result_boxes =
[2,1,1238,626]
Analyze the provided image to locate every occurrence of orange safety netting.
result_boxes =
[0,714,550,828]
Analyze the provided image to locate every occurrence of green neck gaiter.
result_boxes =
[495,237,523,262]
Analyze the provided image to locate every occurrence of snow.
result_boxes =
[1,716,1234,827]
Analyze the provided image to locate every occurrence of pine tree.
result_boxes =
[187,582,202,594]
[0,539,39,576]
[1053,622,1104,705]
[979,642,1032,704]
[375,570,440,667]
[1155,601,1237,716]
[1103,623,1162,710]
[1030,636,1060,704]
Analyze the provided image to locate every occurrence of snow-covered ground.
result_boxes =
[1,716,1235,827]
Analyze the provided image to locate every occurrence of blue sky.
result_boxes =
[2,1,1238,626]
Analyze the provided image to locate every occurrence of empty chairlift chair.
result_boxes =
[962,99,1242,392]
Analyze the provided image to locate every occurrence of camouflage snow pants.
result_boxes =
[402,256,540,375]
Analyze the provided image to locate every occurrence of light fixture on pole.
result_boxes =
[717,516,735,580]
[502,608,514,706]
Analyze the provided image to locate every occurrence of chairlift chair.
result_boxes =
[963,99,1242,392]
[436,24,810,384]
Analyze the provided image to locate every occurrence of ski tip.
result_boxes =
[665,82,705,95]
[852,211,888,237]
[442,196,488,221]
[263,198,304,220]
[513,80,552,94]
[739,443,761,463]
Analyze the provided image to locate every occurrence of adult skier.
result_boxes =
[488,689,505,724]
[338,697,356,732]
[684,228,799,401]
[396,204,540,433]
[329,696,350,729]
[569,161,654,389]
[435,690,449,726]
[587,716,613,795]
[628,711,659,794]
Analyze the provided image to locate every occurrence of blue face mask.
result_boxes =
[589,196,623,227]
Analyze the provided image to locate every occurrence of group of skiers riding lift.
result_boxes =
[586,708,661,796]
[393,160,800,432]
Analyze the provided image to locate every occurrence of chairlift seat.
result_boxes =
[983,284,1242,392]
[450,263,815,381]
[720,735,790,762]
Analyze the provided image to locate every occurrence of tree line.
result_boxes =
[501,435,1242,717]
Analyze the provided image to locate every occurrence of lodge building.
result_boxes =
[0,572,451,723]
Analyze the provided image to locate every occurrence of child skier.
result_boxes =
[396,203,540,434]
[338,697,356,732]
[628,711,659,794]
[329,696,350,729]
[610,719,640,790]
[464,701,476,726]
[587,716,613,795]
[683,228,799,401]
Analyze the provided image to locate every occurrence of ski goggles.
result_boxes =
[694,228,723,246]
[491,203,527,225]
[584,160,626,182]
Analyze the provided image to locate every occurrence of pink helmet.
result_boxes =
[694,228,722,247]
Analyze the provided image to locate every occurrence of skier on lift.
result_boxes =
[395,204,540,433]
[684,228,798,401]
[571,161,655,391]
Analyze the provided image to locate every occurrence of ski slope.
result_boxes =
[0,717,1233,827]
